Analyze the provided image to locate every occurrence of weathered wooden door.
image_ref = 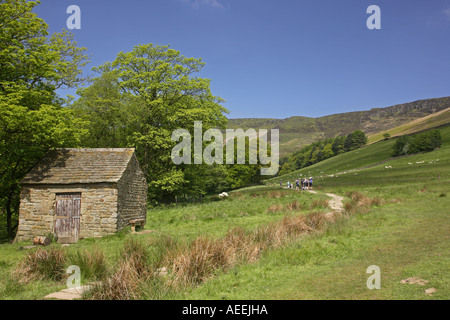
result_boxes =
[55,193,81,243]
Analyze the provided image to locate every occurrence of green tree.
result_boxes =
[222,136,268,189]
[331,136,345,155]
[393,130,441,156]
[322,142,334,159]
[0,0,89,239]
[71,71,129,148]
[392,135,411,156]
[409,130,441,154]
[74,44,228,204]
[344,130,367,151]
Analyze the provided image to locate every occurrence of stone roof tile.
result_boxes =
[21,148,136,185]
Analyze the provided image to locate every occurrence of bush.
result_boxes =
[393,130,441,156]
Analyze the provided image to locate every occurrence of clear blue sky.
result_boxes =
[34,0,450,119]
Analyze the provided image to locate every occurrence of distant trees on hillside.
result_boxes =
[278,130,367,176]
[392,130,442,156]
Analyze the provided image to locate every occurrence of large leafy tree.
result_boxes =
[0,0,89,239]
[344,130,367,151]
[73,44,229,204]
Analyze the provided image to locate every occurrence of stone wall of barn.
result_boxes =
[116,154,147,231]
[15,183,119,242]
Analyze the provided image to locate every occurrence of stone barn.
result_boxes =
[15,148,147,243]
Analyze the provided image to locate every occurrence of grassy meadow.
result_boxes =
[0,125,449,300]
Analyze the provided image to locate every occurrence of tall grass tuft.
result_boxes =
[121,238,151,277]
[69,247,109,281]
[86,238,152,300]
[267,203,283,213]
[165,226,266,287]
[286,200,301,211]
[148,234,179,267]
[222,227,262,264]
[305,211,328,230]
[253,214,312,248]
[14,248,67,283]
[167,237,227,285]
[268,191,288,198]
[344,191,384,215]
[87,259,143,300]
[310,199,329,209]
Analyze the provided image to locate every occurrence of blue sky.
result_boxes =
[34,0,450,119]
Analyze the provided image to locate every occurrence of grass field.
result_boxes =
[0,125,449,300]
[185,124,450,300]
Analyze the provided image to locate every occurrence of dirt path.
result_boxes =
[308,190,344,213]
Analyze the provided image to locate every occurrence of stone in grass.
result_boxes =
[425,288,437,296]
[44,291,81,300]
[400,277,429,285]
[44,284,98,300]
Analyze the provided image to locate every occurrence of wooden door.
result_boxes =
[55,193,81,243]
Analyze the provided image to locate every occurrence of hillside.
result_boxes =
[368,107,450,144]
[228,96,450,157]
[269,124,450,185]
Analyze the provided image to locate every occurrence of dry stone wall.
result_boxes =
[116,155,147,230]
[15,183,119,242]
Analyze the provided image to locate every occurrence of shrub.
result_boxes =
[393,129,441,156]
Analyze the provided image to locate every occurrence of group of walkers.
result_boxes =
[280,177,313,190]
